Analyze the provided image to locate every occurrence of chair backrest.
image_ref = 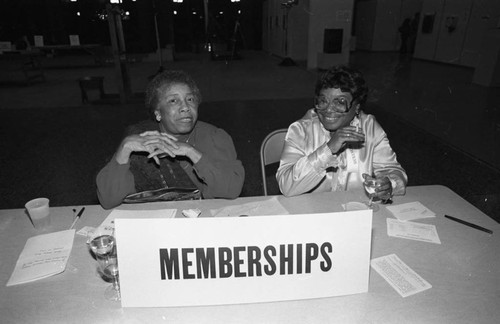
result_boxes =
[260,129,288,196]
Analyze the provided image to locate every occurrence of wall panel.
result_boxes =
[434,0,472,64]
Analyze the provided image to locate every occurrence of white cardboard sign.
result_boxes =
[34,35,44,47]
[69,35,80,46]
[0,41,12,53]
[115,210,372,307]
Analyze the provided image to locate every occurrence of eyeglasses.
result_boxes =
[315,95,355,113]
[165,94,199,109]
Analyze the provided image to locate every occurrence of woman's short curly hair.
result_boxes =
[145,70,202,118]
[314,65,368,106]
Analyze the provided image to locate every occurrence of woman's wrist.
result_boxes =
[115,143,132,165]
[186,146,202,164]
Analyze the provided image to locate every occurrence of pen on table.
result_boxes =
[69,207,85,230]
[444,215,493,234]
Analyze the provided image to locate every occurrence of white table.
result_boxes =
[1,185,498,324]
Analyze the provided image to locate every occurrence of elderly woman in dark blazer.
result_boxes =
[96,70,245,209]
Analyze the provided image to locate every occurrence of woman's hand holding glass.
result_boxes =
[362,173,393,202]
[327,126,365,154]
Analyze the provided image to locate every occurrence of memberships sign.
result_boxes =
[115,211,372,307]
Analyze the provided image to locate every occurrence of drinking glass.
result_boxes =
[89,235,120,301]
[363,177,380,212]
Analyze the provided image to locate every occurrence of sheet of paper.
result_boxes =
[96,209,177,236]
[371,254,432,297]
[6,229,75,286]
[210,196,289,217]
[386,218,441,244]
[76,226,95,237]
[386,201,435,221]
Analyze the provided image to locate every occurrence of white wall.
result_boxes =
[399,0,423,22]
[471,0,500,85]
[463,0,500,67]
[263,0,309,60]
[262,0,500,72]
[413,0,444,60]
[262,1,270,52]
[414,0,500,68]
[262,0,285,56]
[354,0,423,51]
[371,0,402,51]
[272,0,285,56]
[434,0,473,65]
[354,0,377,50]
[308,0,355,69]
[288,0,310,62]
[262,0,354,69]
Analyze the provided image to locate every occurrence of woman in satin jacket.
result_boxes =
[276,65,407,200]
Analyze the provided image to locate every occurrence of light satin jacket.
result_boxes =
[277,109,407,197]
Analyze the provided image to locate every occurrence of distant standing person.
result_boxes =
[398,18,411,54]
[409,13,420,53]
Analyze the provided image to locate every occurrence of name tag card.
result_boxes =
[115,210,372,307]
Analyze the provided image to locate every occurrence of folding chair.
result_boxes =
[260,129,288,196]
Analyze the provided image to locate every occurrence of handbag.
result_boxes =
[123,187,201,203]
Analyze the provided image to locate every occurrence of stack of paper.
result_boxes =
[386,201,435,222]
[211,196,289,217]
[99,209,176,230]
[6,229,75,286]
[78,209,178,241]
[385,202,440,244]
[371,254,432,297]
[386,218,441,244]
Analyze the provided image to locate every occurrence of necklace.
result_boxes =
[158,124,196,146]
[178,131,194,145]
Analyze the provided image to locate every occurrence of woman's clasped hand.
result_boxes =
[117,131,179,165]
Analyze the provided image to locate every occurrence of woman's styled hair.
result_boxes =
[314,65,369,106]
[145,70,202,118]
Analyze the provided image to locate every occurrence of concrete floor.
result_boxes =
[1,50,499,221]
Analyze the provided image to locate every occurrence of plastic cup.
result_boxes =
[25,198,51,229]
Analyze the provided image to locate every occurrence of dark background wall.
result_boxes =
[0,0,264,53]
